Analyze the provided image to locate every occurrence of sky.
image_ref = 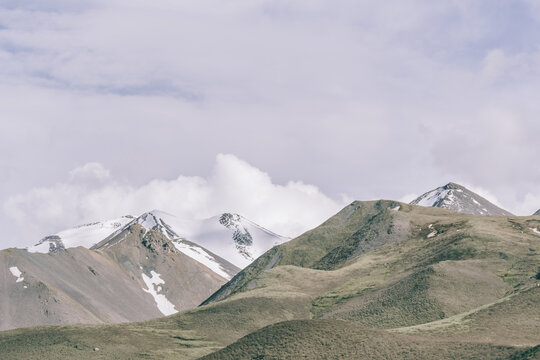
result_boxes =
[1,0,540,248]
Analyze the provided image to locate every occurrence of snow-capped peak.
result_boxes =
[24,209,290,270]
[410,182,513,216]
[27,216,135,254]
[410,186,450,208]
[136,211,179,240]
[132,211,290,268]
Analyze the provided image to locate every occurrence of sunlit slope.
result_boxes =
[205,201,539,310]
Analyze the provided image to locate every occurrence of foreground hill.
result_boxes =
[0,201,539,359]
[201,319,538,360]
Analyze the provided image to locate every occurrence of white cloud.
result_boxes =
[1,0,540,246]
[513,192,540,216]
[3,154,347,247]
[482,49,507,82]
[69,162,110,182]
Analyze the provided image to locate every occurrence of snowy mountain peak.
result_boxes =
[534,209,540,216]
[136,211,179,240]
[410,182,513,216]
[24,209,290,270]
[125,210,290,268]
[27,216,135,254]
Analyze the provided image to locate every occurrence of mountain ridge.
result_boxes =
[0,210,289,330]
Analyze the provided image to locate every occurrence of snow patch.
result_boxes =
[531,228,540,235]
[412,188,449,207]
[27,241,54,254]
[389,206,400,211]
[141,271,178,316]
[9,266,24,283]
[172,241,231,280]
[427,231,437,239]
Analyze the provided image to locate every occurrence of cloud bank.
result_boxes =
[1,0,540,246]
[4,154,348,247]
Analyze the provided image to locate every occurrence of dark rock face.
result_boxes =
[219,213,254,260]
[34,235,65,253]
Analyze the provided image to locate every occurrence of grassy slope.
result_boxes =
[201,319,538,360]
[1,201,539,359]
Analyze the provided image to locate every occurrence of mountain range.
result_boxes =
[0,182,539,359]
[0,211,288,330]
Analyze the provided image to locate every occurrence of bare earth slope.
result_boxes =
[0,223,237,330]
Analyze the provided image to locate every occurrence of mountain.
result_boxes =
[410,182,513,216]
[534,209,540,215]
[132,210,291,268]
[1,200,538,359]
[1,210,288,330]
[0,220,236,331]
[27,210,290,269]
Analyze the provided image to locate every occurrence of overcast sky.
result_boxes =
[1,0,540,248]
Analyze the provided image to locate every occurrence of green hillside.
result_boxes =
[201,319,539,360]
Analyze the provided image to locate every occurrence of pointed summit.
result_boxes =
[410,182,513,216]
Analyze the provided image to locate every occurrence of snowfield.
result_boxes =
[141,271,178,316]
[172,241,231,280]
[27,216,134,253]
